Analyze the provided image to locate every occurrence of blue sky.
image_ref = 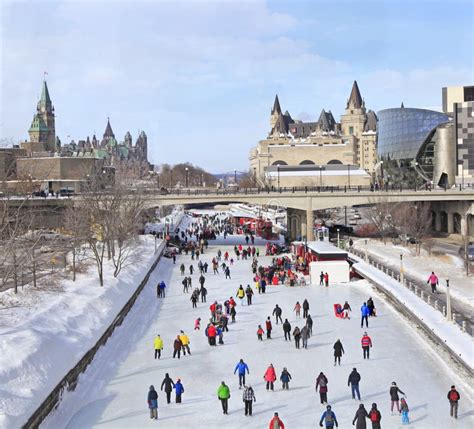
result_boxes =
[1,0,472,172]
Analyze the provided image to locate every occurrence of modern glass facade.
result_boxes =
[377,108,450,185]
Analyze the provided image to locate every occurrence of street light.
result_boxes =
[234,169,237,185]
[400,253,404,284]
[277,164,280,188]
[364,239,368,262]
[414,161,419,190]
[319,165,323,188]
[337,228,340,248]
[185,167,189,188]
[446,279,452,321]
[169,169,173,189]
[380,160,384,186]
[347,164,351,189]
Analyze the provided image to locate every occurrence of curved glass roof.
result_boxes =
[377,108,449,160]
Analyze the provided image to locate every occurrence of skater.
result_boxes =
[319,405,338,428]
[266,317,273,339]
[190,291,198,308]
[348,368,361,400]
[324,272,329,286]
[159,281,166,298]
[200,286,207,302]
[269,412,285,429]
[447,385,460,419]
[352,404,369,429]
[237,285,245,305]
[367,403,382,429]
[272,304,283,324]
[303,299,310,318]
[342,301,352,319]
[264,363,277,391]
[400,398,409,424]
[280,367,292,390]
[180,263,185,275]
[246,285,254,305]
[257,325,264,341]
[179,330,191,355]
[333,339,344,365]
[160,373,175,404]
[282,319,292,341]
[234,358,250,388]
[217,381,230,414]
[294,301,301,318]
[225,266,231,279]
[147,385,158,420]
[153,334,163,359]
[207,323,217,345]
[361,332,372,359]
[194,317,201,330]
[230,305,236,323]
[293,326,301,349]
[390,382,405,414]
[174,378,184,403]
[306,314,313,337]
[156,282,162,298]
[182,277,189,293]
[316,372,329,404]
[301,325,310,349]
[367,297,376,317]
[199,274,205,288]
[320,271,324,286]
[361,302,369,328]
[243,385,256,416]
[173,336,182,359]
[427,271,439,293]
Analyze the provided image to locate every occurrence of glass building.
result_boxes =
[377,107,450,186]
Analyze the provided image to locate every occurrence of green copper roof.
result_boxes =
[93,149,109,159]
[29,115,49,132]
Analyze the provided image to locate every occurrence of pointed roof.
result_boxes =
[41,80,51,104]
[364,110,378,132]
[103,118,115,139]
[401,102,405,108]
[271,94,282,115]
[346,80,363,109]
[317,109,336,131]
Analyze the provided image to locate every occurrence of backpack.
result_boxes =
[370,410,380,422]
[449,391,459,401]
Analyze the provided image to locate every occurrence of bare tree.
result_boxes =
[367,196,399,243]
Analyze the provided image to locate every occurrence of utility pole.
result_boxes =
[400,254,404,284]
[446,279,452,321]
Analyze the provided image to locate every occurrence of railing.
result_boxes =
[350,248,472,336]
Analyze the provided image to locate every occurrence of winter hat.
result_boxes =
[392,382,396,385]
[451,385,456,389]
[283,367,287,371]
[326,405,331,410]
[372,403,377,408]
[149,385,155,390]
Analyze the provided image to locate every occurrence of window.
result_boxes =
[349,126,354,135]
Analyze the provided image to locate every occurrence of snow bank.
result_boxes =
[351,254,474,371]
[0,236,162,429]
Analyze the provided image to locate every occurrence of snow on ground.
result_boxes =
[353,239,474,310]
[0,236,161,429]
[43,217,473,429]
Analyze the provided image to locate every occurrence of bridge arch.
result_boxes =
[272,160,288,166]
[327,159,343,165]
[299,160,315,165]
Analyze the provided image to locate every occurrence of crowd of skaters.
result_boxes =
[146,213,463,426]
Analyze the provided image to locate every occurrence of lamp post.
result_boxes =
[169,169,173,189]
[319,165,323,188]
[201,173,204,187]
[380,160,384,187]
[364,239,368,262]
[446,279,452,321]
[414,161,419,190]
[400,253,404,284]
[277,164,280,188]
[185,167,189,188]
[347,164,351,189]
[337,228,340,248]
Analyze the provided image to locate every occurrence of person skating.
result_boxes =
[389,382,405,414]
[264,363,277,391]
[319,405,339,428]
[159,281,166,298]
[225,266,231,279]
[174,378,184,403]
[352,403,369,429]
[361,332,372,359]
[269,412,285,429]
[342,301,352,319]
[194,317,201,330]
[280,367,292,390]
[294,301,301,319]
[367,297,376,316]
[217,381,230,414]
[246,285,254,305]
[180,263,185,275]
[207,323,217,345]
[156,282,162,298]
[153,334,163,359]
[316,372,329,404]
[230,305,236,323]
[303,299,310,318]
[200,286,207,302]
[320,271,324,286]
[234,359,250,388]
[237,285,245,305]
[368,403,381,429]
[190,291,198,308]
[189,264,194,275]
[147,385,158,420]
[160,373,175,404]
[333,340,345,366]
[348,368,361,400]
[179,330,191,355]
[427,271,439,293]
[447,385,460,419]
[361,302,369,328]
[282,319,292,341]
[257,325,264,341]
[243,385,256,416]
[272,305,283,324]
[266,317,273,339]
[182,277,189,293]
[400,397,409,424]
[324,272,329,286]
[293,326,301,349]
[173,336,182,359]
[301,325,310,349]
[199,274,205,288]
[306,314,313,337]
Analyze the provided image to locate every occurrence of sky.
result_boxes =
[0,0,473,172]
